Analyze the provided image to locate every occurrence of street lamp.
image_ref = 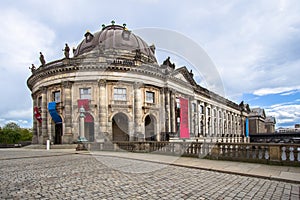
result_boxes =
[76,106,88,151]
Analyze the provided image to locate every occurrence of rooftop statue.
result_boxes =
[39,52,46,66]
[63,43,70,58]
[163,56,175,69]
[29,64,36,73]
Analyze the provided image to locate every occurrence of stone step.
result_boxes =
[23,144,77,149]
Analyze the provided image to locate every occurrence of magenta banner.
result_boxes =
[179,97,190,138]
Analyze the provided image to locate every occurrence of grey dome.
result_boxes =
[74,24,157,63]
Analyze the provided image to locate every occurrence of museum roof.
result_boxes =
[73,21,157,63]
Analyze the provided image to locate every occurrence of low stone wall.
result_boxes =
[86,141,300,166]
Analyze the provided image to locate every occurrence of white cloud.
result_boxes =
[1,108,32,119]
[174,0,300,100]
[265,103,300,127]
[0,119,31,128]
[0,7,55,129]
[253,86,300,96]
[0,8,56,70]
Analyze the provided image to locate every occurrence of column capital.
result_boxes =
[62,81,73,89]
[98,79,106,87]
[40,86,47,94]
[134,81,143,89]
[31,93,37,99]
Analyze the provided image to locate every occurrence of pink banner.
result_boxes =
[179,97,190,138]
[33,107,42,123]
[77,99,93,123]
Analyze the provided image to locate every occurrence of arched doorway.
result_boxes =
[54,120,62,144]
[145,114,156,141]
[112,113,129,141]
[84,113,94,142]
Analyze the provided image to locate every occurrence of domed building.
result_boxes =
[27,22,250,144]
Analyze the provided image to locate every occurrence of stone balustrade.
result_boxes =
[86,141,300,166]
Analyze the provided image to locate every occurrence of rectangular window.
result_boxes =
[114,88,126,101]
[192,103,196,112]
[80,88,91,100]
[207,107,211,116]
[53,91,60,102]
[146,91,154,103]
[200,105,204,114]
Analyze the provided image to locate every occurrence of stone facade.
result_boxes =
[248,108,276,134]
[27,23,251,144]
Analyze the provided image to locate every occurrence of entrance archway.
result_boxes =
[84,113,94,142]
[145,114,156,141]
[112,113,129,141]
[54,122,62,144]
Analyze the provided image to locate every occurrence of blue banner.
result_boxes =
[245,118,249,137]
[48,102,62,124]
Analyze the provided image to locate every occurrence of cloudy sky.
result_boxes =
[0,0,299,129]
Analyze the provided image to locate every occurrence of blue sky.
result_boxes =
[0,0,299,128]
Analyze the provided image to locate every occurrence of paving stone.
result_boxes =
[0,149,299,199]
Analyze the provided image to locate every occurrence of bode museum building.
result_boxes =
[27,22,274,144]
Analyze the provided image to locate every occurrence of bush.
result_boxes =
[0,122,32,144]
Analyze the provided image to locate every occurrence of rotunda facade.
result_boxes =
[27,22,249,144]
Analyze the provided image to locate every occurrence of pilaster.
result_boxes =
[98,79,107,139]
[134,82,143,140]
[40,86,48,144]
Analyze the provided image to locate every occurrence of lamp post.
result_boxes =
[76,106,88,150]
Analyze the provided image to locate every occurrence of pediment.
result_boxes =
[174,73,190,83]
[171,66,197,87]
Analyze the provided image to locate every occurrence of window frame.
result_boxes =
[79,88,92,100]
[113,87,127,101]
[53,91,61,103]
[145,91,155,104]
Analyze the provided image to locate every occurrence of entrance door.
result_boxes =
[84,113,94,142]
[112,113,129,141]
[54,123,62,144]
[145,115,156,141]
[85,122,94,142]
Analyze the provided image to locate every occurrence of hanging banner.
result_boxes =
[48,102,62,124]
[33,107,42,123]
[77,99,93,122]
[245,118,249,137]
[179,97,190,138]
[77,99,89,111]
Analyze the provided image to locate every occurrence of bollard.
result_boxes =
[46,140,50,150]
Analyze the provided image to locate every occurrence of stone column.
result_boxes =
[31,93,38,144]
[170,90,176,133]
[78,106,87,142]
[98,80,108,140]
[189,98,193,137]
[40,87,48,144]
[195,101,199,138]
[212,106,215,137]
[203,102,207,137]
[165,88,171,134]
[134,82,143,141]
[62,81,72,143]
[158,88,165,141]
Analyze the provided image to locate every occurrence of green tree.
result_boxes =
[3,122,20,130]
[0,122,32,144]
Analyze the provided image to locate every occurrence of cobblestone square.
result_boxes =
[0,149,299,199]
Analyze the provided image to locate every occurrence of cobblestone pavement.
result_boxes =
[0,149,299,200]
